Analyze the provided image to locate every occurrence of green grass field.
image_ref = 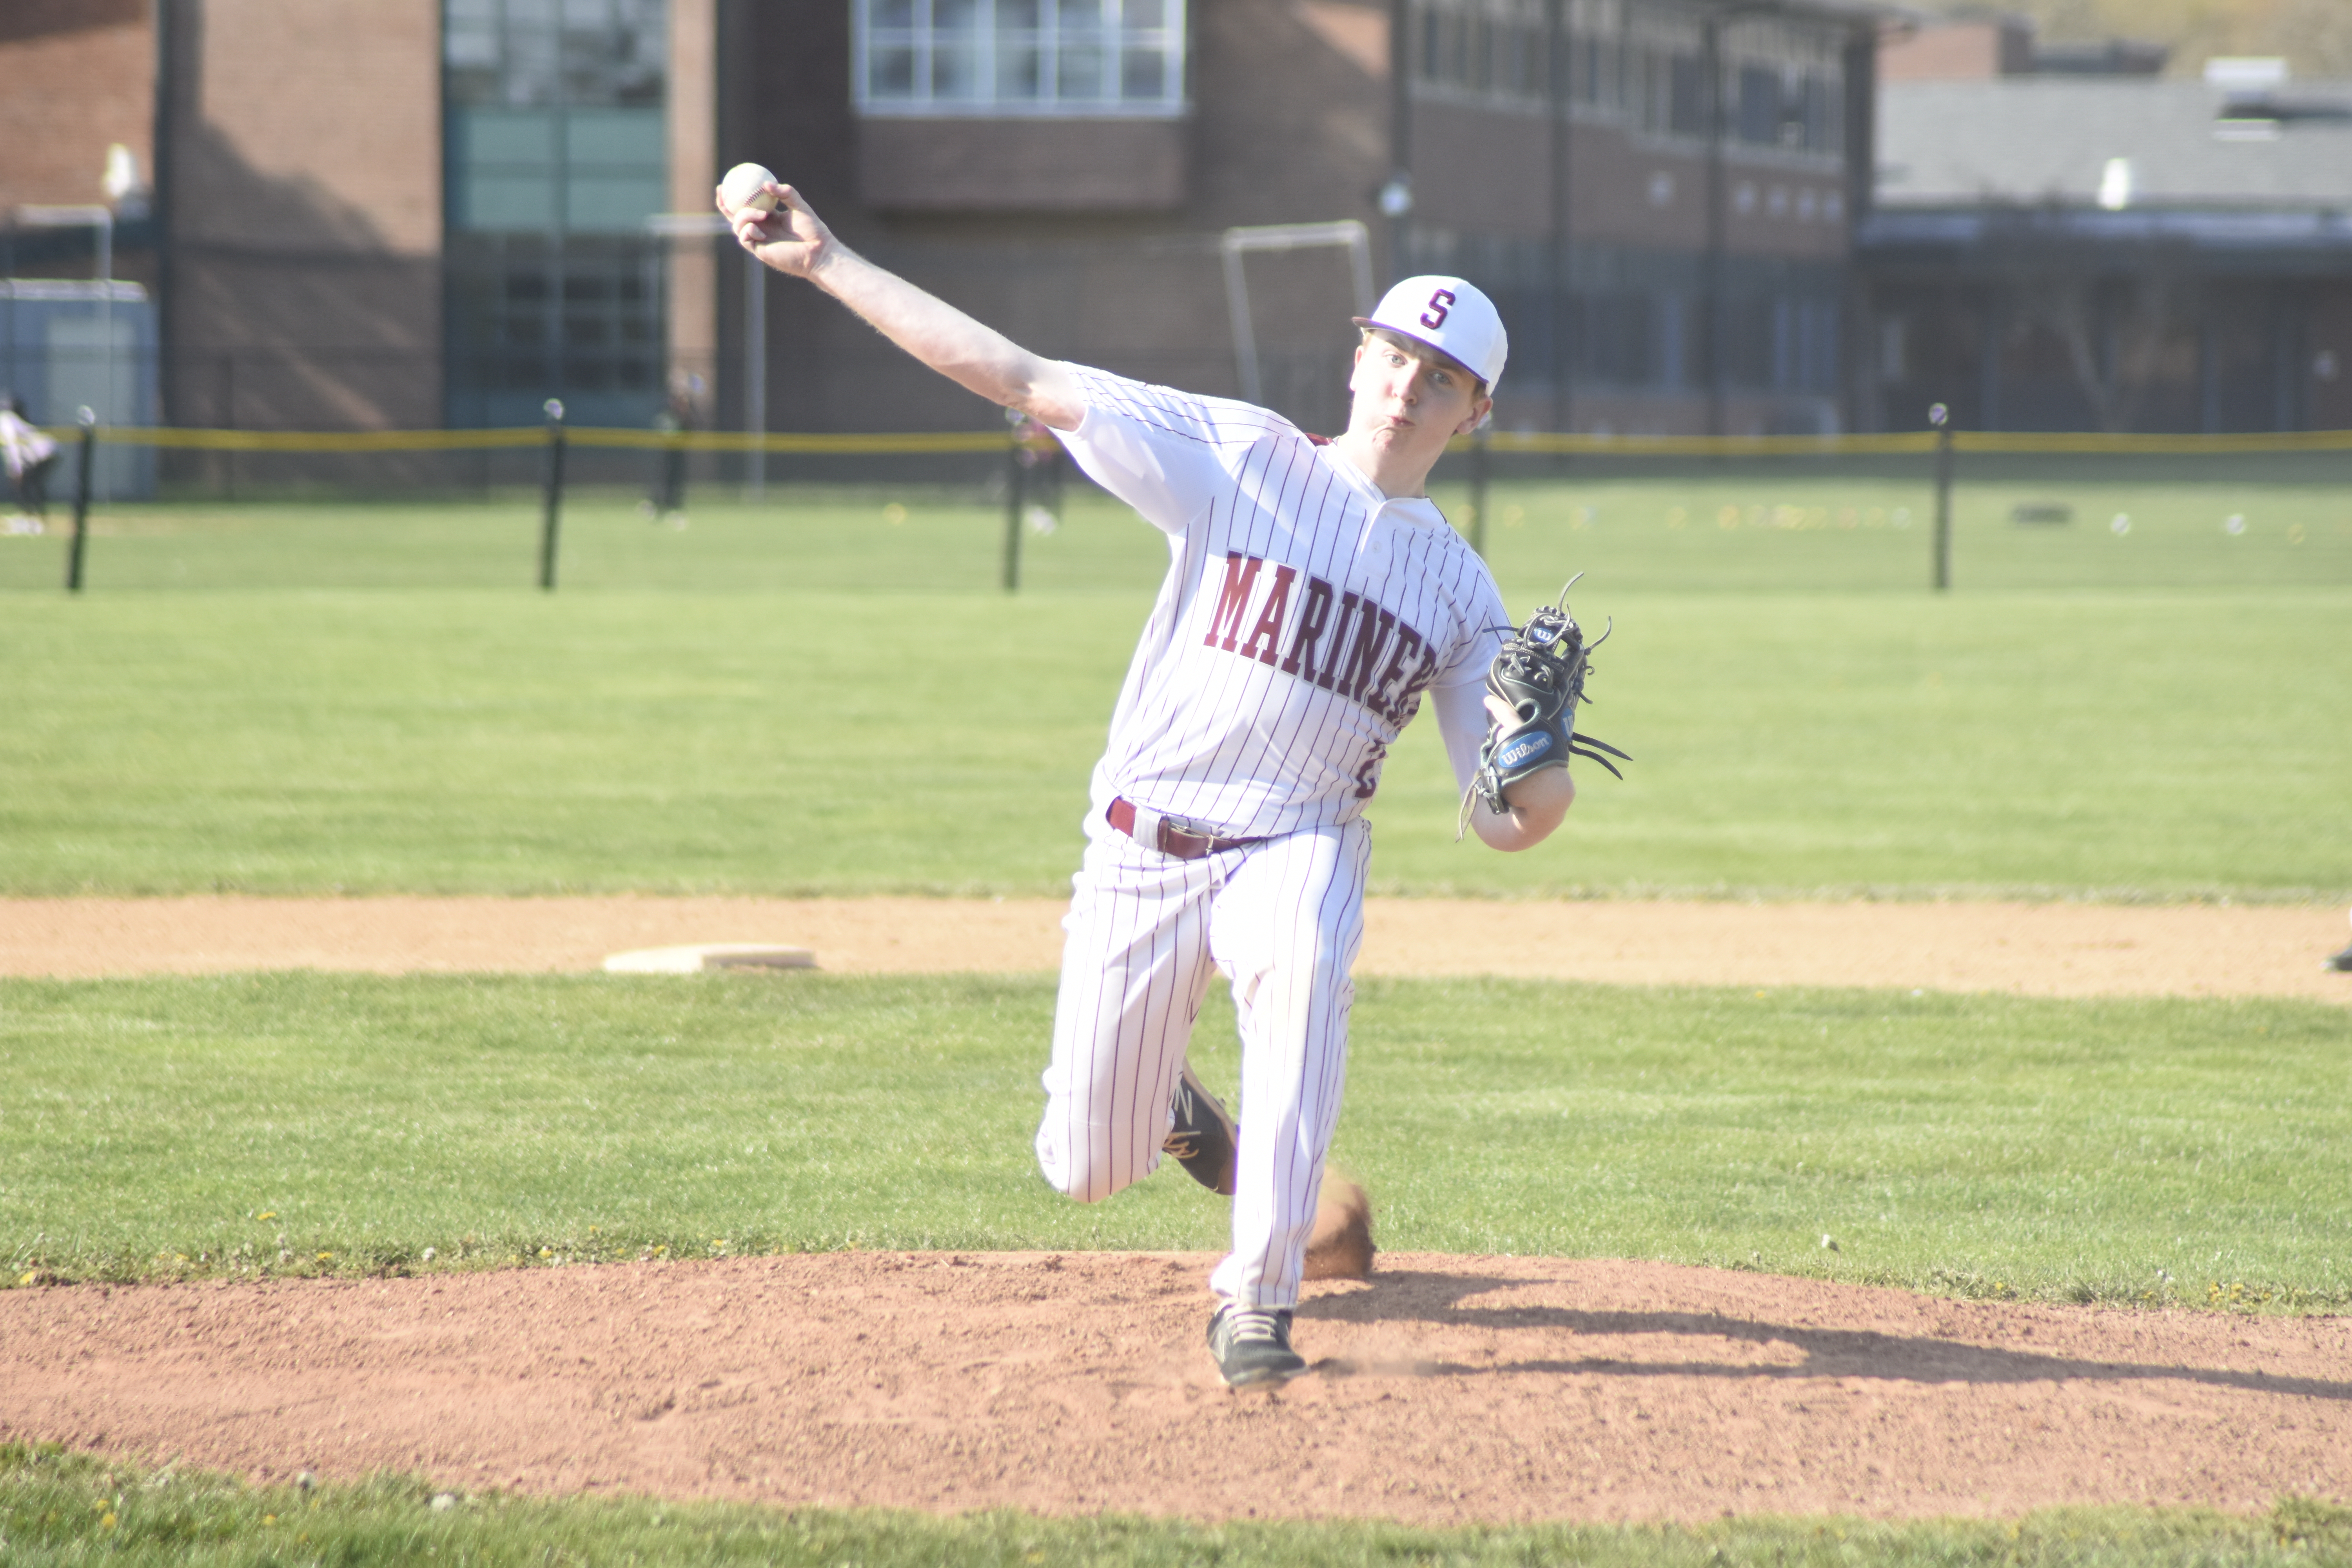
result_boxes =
[2,490,2345,897]
[7,1444,2349,1568]
[6,973,2344,1308]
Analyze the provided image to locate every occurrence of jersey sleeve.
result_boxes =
[1431,560,1511,691]
[1432,678,1490,795]
[1051,363,1296,537]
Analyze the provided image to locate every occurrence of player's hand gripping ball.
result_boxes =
[719,162,779,217]
[1460,573,1630,836]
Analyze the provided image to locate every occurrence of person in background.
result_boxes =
[646,372,704,527]
[1,396,60,534]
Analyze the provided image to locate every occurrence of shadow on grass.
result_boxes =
[1299,1268,2352,1403]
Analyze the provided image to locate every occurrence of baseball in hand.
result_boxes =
[720,162,779,216]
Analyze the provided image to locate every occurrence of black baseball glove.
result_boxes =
[1459,574,1628,838]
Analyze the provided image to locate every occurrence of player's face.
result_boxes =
[1346,337,1491,457]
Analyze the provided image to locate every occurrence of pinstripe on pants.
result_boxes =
[1034,812,1369,1311]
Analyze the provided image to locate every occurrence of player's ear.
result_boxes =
[1457,395,1494,435]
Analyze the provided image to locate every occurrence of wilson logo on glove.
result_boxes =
[1495,732,1552,769]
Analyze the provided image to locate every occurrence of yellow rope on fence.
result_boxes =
[1458,431,1939,457]
[1951,428,2352,456]
[104,427,543,452]
[74,426,1020,455]
[48,423,2352,458]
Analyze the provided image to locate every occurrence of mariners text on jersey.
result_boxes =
[1202,551,1442,737]
[1053,363,1513,840]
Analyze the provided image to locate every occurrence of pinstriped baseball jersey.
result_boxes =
[1054,363,1512,839]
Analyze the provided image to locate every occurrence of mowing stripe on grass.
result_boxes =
[2,588,2346,899]
[4,973,2343,1308]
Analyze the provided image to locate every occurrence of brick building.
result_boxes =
[3,0,1882,442]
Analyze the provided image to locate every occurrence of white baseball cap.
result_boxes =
[1354,275,1508,391]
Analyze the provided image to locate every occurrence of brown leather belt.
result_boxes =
[1107,797,1266,860]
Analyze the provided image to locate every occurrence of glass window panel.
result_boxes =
[446,24,500,69]
[1060,0,1103,27]
[1122,0,1163,30]
[497,22,563,105]
[461,173,558,229]
[934,0,980,30]
[873,0,916,26]
[1736,64,1779,144]
[446,66,503,106]
[1058,42,1105,97]
[931,42,979,96]
[996,0,1039,27]
[869,46,918,96]
[564,171,666,230]
[456,109,559,167]
[1122,47,1164,99]
[998,45,1043,97]
[564,107,663,165]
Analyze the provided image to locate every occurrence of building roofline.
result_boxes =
[1695,0,1913,33]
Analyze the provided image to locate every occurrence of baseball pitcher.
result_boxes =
[725,174,1613,1387]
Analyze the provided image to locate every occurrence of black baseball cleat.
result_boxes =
[1207,1304,1307,1387]
[2328,944,2352,974]
[1163,1062,1238,1195]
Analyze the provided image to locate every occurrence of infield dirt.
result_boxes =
[3,894,2347,999]
[2,895,2347,1524]
[4,1251,2347,1525]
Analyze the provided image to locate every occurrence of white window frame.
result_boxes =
[853,0,1189,118]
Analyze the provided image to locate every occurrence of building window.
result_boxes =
[443,0,669,426]
[855,0,1188,116]
[1414,0,1546,103]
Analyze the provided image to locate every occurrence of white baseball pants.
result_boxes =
[1034,812,1370,1310]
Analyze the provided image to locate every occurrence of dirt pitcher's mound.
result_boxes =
[3,1252,2345,1524]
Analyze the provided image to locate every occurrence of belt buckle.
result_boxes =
[1154,813,1221,857]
